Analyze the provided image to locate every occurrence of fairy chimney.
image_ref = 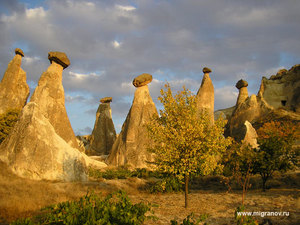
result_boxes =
[106,73,157,168]
[236,79,249,105]
[196,67,214,123]
[0,48,30,114]
[30,51,79,150]
[0,51,107,181]
[88,97,116,155]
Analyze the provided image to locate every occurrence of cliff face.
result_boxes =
[215,64,300,141]
[258,64,300,113]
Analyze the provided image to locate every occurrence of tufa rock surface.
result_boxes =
[0,102,106,181]
[0,52,106,181]
[100,97,112,103]
[258,65,300,112]
[0,48,30,114]
[236,79,249,105]
[196,67,214,123]
[132,73,153,87]
[48,51,70,69]
[242,121,258,149]
[88,98,116,155]
[30,52,80,150]
[107,75,157,168]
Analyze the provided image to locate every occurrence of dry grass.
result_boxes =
[0,161,299,225]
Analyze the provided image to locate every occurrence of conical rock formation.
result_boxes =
[88,97,116,155]
[106,74,157,168]
[30,52,79,149]
[0,48,29,114]
[196,67,214,123]
[0,52,106,181]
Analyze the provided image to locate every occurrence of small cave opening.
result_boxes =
[281,100,287,106]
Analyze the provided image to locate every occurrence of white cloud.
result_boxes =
[112,40,121,48]
[25,7,46,18]
[115,5,136,12]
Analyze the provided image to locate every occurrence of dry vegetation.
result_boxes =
[0,162,299,225]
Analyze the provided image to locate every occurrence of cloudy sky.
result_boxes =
[0,0,299,135]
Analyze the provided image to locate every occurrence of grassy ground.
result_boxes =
[0,162,299,225]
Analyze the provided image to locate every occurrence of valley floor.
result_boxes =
[0,162,299,225]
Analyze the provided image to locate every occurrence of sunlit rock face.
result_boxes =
[30,51,79,150]
[0,48,30,114]
[88,97,116,156]
[0,52,107,181]
[106,74,157,168]
[258,65,300,113]
[196,67,214,123]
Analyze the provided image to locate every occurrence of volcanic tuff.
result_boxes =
[0,48,29,114]
[106,74,157,168]
[88,97,116,155]
[196,67,214,123]
[0,52,106,181]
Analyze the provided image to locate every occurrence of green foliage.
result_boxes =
[170,213,209,225]
[11,191,152,225]
[253,121,299,191]
[147,84,232,207]
[147,175,183,193]
[147,84,231,180]
[88,167,159,180]
[235,205,258,225]
[0,108,20,144]
[222,141,256,204]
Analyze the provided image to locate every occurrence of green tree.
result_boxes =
[0,108,21,144]
[147,84,231,208]
[223,141,256,205]
[253,121,299,191]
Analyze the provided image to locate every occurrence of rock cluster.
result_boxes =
[0,48,30,114]
[88,97,116,155]
[0,51,106,181]
[106,73,157,168]
[196,67,214,123]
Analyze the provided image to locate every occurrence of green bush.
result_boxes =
[147,176,183,193]
[170,213,209,225]
[0,109,20,144]
[11,191,152,225]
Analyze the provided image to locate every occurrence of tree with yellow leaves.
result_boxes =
[147,84,232,208]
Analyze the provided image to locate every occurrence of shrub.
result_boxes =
[11,191,152,225]
[147,176,183,193]
[170,213,209,225]
[0,108,20,144]
[235,205,258,225]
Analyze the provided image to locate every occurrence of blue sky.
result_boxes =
[0,0,300,135]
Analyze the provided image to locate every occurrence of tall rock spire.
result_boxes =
[88,97,116,155]
[196,67,214,123]
[0,51,106,181]
[106,73,157,168]
[30,51,79,150]
[0,48,30,114]
[235,79,249,105]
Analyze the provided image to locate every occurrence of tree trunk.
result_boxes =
[185,174,189,208]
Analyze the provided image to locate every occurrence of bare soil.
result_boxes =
[0,162,299,225]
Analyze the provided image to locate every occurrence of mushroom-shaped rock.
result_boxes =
[15,48,24,57]
[235,79,249,105]
[0,48,29,114]
[235,79,248,89]
[48,51,70,69]
[196,67,214,123]
[202,67,212,74]
[100,97,112,103]
[132,73,153,87]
